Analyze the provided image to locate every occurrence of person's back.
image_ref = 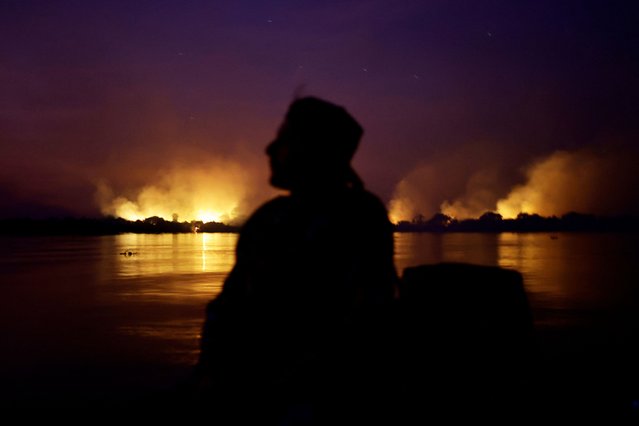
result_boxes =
[196,97,398,423]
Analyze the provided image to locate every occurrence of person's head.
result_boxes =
[266,97,364,192]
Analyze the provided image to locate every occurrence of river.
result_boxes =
[0,232,637,411]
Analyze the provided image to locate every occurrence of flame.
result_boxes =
[387,165,440,223]
[495,203,523,220]
[438,170,501,219]
[196,210,224,223]
[389,146,639,222]
[388,195,416,224]
[496,150,590,219]
[97,159,272,224]
[496,195,537,219]
[496,148,639,218]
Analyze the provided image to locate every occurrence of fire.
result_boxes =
[196,210,223,223]
[495,150,597,219]
[496,195,537,219]
[110,192,235,224]
[495,203,523,220]
[388,146,639,222]
[388,196,415,224]
[97,160,272,224]
[387,165,441,224]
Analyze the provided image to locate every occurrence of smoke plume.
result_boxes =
[496,147,639,218]
[96,156,275,225]
[389,144,639,222]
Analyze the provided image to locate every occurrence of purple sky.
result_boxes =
[1,0,638,219]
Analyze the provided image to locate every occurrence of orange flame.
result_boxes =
[97,160,271,224]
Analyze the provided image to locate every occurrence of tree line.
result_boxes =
[0,212,637,235]
[394,211,639,232]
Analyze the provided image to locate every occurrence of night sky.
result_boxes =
[2,0,638,221]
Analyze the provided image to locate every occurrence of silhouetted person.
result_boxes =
[195,97,398,424]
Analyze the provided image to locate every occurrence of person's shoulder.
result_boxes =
[350,189,388,213]
[344,188,392,226]
[242,195,292,227]
[254,195,291,212]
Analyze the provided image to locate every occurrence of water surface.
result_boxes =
[1,232,637,407]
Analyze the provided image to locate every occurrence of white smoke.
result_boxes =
[96,157,275,224]
[389,144,639,223]
[497,147,639,218]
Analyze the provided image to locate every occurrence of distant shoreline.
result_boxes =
[0,217,240,236]
[0,212,637,236]
[393,212,639,233]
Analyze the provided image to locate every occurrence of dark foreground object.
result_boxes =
[168,263,542,424]
[6,263,637,424]
[395,263,537,422]
[94,263,638,424]
[397,263,638,424]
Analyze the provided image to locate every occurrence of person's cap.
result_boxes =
[284,97,363,164]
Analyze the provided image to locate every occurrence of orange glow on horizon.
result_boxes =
[196,210,224,223]
[388,198,413,224]
[112,206,226,223]
[113,206,227,223]
[388,149,622,222]
[96,160,270,224]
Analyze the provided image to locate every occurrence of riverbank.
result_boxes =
[1,212,638,236]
